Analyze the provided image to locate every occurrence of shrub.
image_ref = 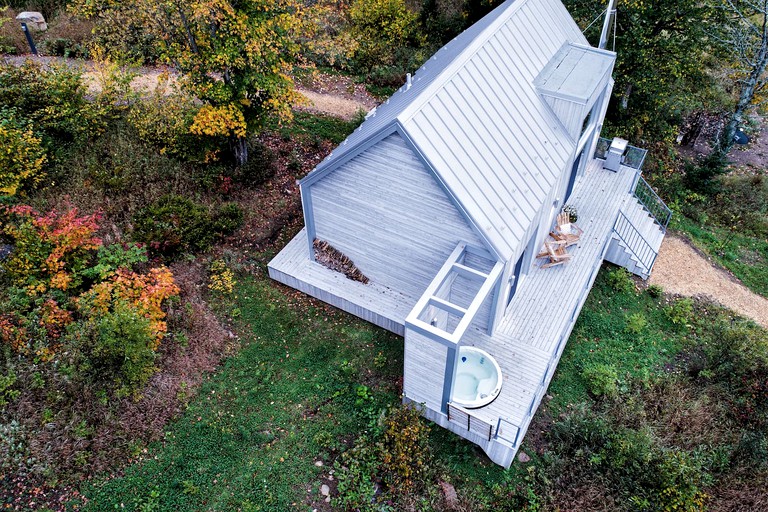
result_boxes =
[0,108,47,196]
[40,37,89,58]
[132,195,219,257]
[705,321,768,429]
[40,11,93,56]
[581,363,620,398]
[549,405,708,511]
[81,243,148,281]
[335,403,432,509]
[0,368,20,406]
[81,301,158,396]
[78,266,180,348]
[212,203,244,235]
[646,284,664,298]
[1,205,102,293]
[379,403,431,492]
[607,267,635,294]
[208,259,236,297]
[625,312,648,334]
[0,60,102,144]
[665,298,694,326]
[335,435,380,511]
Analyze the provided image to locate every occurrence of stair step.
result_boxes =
[622,199,665,251]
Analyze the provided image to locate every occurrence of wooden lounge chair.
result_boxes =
[536,239,572,268]
[552,212,583,247]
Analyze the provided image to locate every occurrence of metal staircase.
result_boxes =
[605,175,670,279]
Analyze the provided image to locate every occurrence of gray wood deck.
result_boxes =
[268,229,416,336]
[270,158,661,467]
[447,159,639,429]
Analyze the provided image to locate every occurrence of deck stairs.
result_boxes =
[605,175,670,279]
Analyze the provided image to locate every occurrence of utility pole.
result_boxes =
[598,0,617,50]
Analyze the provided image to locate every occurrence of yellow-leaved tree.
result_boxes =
[73,0,306,166]
[0,109,47,196]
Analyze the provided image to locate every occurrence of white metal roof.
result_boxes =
[303,0,606,261]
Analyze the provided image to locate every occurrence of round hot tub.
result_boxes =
[451,346,503,409]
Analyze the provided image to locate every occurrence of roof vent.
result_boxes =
[406,73,412,90]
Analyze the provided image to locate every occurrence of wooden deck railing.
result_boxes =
[447,403,495,441]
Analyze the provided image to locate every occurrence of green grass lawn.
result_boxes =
[79,277,403,511]
[78,264,766,510]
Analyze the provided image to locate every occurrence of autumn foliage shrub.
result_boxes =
[0,109,47,196]
[1,204,101,293]
[0,204,179,397]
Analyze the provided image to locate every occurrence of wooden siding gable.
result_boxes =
[308,133,496,302]
[302,122,503,263]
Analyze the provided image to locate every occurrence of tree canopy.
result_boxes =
[565,0,719,143]
[712,0,768,157]
[74,0,305,165]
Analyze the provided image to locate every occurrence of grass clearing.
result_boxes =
[78,264,768,510]
[79,276,403,510]
[269,112,363,145]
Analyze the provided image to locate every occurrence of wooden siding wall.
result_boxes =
[310,133,486,301]
[403,330,449,411]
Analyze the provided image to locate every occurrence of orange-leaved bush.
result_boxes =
[1,204,101,293]
[77,266,180,349]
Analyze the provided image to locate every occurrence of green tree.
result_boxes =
[349,0,422,71]
[74,0,305,166]
[566,0,718,142]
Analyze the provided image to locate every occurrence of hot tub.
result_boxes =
[451,346,503,409]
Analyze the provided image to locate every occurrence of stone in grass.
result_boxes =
[517,451,531,463]
[320,484,330,497]
[439,481,459,510]
[314,460,323,467]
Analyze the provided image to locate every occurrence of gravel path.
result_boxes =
[650,235,768,328]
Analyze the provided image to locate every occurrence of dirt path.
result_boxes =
[3,55,378,118]
[650,235,768,328]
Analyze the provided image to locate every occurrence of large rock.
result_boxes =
[15,12,47,31]
[439,481,459,510]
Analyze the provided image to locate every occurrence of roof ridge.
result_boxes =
[397,0,527,125]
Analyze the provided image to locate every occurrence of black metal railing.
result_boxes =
[633,175,672,232]
[613,210,659,276]
[595,137,648,170]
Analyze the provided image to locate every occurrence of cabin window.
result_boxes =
[507,233,537,306]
